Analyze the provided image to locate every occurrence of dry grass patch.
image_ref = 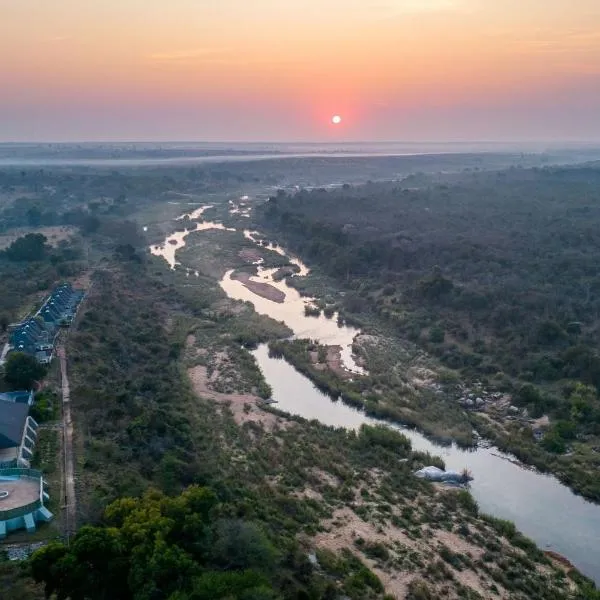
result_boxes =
[187,364,288,432]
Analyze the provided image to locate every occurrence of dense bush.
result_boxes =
[256,164,600,499]
[4,352,47,390]
[257,165,600,390]
[31,487,282,600]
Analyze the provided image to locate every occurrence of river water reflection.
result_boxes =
[152,202,600,583]
[220,268,365,374]
[254,345,600,582]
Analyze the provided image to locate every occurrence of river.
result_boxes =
[151,202,600,583]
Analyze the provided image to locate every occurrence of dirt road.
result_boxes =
[57,345,76,539]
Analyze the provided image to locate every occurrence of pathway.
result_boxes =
[57,345,76,540]
[0,342,10,366]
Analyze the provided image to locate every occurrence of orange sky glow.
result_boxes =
[2,0,600,141]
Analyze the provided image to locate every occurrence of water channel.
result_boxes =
[151,203,600,583]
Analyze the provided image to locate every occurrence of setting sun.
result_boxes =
[331,115,342,125]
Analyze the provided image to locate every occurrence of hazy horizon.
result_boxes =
[3,0,600,142]
[2,139,600,146]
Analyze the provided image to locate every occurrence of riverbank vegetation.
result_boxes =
[3,157,600,598]
[255,163,600,502]
[268,338,475,446]
[177,228,293,279]
[4,249,589,599]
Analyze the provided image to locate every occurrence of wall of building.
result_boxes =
[0,506,53,538]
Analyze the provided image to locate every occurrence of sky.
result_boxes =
[2,0,600,142]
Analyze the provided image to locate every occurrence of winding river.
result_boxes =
[151,203,600,583]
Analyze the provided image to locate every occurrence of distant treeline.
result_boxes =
[255,164,600,498]
[257,164,600,387]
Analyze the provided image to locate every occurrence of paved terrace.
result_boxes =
[0,479,39,512]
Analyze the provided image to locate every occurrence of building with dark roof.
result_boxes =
[39,282,84,326]
[0,400,38,469]
[10,318,49,355]
[6,282,84,365]
[0,391,34,406]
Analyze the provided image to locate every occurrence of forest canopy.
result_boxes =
[256,164,600,485]
[30,486,280,600]
[257,164,600,388]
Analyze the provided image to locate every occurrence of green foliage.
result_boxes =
[31,429,59,475]
[3,352,47,390]
[210,520,279,572]
[68,270,219,512]
[29,389,58,423]
[361,541,390,562]
[569,383,597,423]
[344,566,384,595]
[553,420,577,440]
[358,424,412,454]
[3,233,49,262]
[30,487,279,600]
[256,168,600,391]
[187,570,276,600]
[516,384,543,407]
[537,321,567,346]
[429,326,445,344]
[304,305,321,317]
[255,166,600,500]
[439,545,465,570]
[456,489,479,515]
[541,431,567,454]
[419,273,454,301]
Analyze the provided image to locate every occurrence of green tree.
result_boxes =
[569,383,596,423]
[536,320,566,346]
[429,326,445,344]
[29,390,56,423]
[553,420,577,441]
[4,352,47,390]
[541,431,567,454]
[3,233,49,261]
[30,528,129,600]
[516,383,543,407]
[30,487,280,600]
[211,520,278,572]
[358,424,412,453]
[188,570,275,600]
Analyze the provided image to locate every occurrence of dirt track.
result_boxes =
[57,345,76,539]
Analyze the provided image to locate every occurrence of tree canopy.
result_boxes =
[3,233,49,262]
[3,352,46,390]
[256,164,600,500]
[30,487,279,600]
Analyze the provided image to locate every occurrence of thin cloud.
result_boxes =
[147,48,239,64]
[503,29,600,55]
[370,0,465,14]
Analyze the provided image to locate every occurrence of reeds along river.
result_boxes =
[151,205,600,584]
